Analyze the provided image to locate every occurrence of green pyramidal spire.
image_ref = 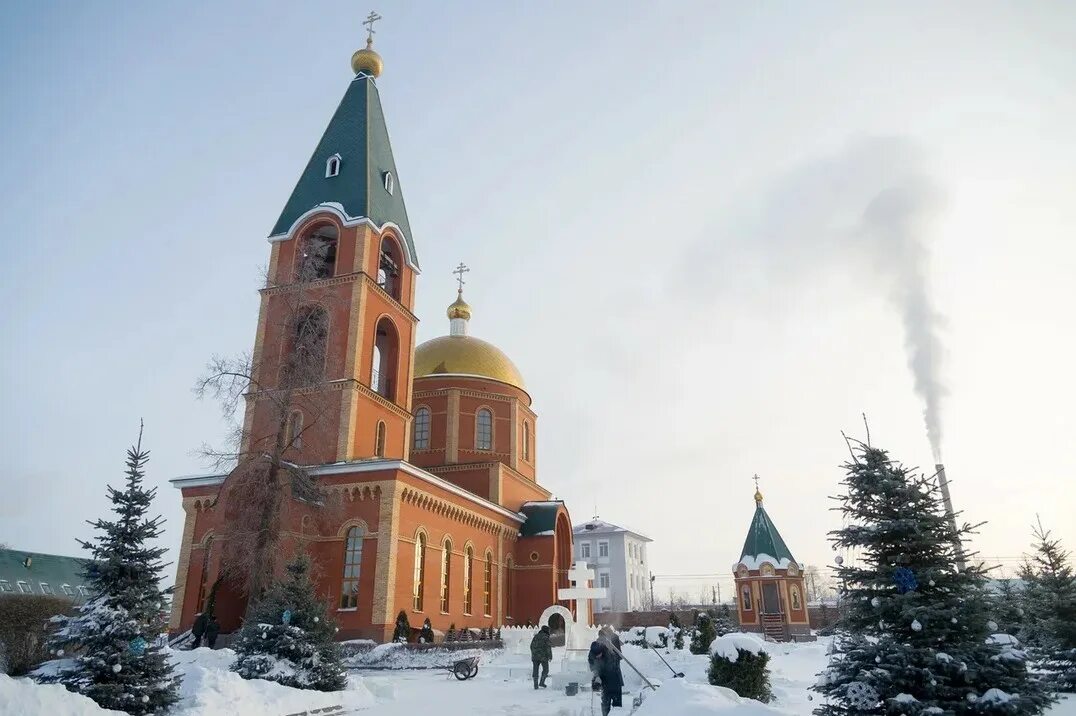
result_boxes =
[269,66,419,270]
[739,489,796,564]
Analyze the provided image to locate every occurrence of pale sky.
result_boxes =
[2,2,1074,602]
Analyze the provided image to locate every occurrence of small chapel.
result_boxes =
[168,28,578,642]
[732,483,811,641]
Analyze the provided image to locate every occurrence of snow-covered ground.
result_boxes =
[3,639,1075,715]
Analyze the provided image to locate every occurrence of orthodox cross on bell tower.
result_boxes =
[363,10,382,44]
[752,473,760,491]
[453,262,470,292]
[753,473,764,503]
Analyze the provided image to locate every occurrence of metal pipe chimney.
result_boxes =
[935,463,966,571]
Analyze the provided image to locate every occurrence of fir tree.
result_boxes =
[232,554,346,691]
[715,605,735,636]
[1018,520,1076,693]
[690,612,717,655]
[393,610,411,643]
[39,425,180,714]
[669,612,685,650]
[991,579,1025,637]
[813,442,1054,715]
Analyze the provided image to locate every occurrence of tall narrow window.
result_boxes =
[522,420,531,461]
[580,542,591,559]
[297,225,338,281]
[413,533,426,611]
[598,541,609,558]
[375,421,386,458]
[377,237,402,300]
[413,407,430,449]
[440,539,452,613]
[340,527,363,609]
[325,154,341,177]
[483,551,493,616]
[196,536,213,612]
[372,317,399,399]
[286,306,328,386]
[742,585,752,611]
[476,409,493,451]
[505,557,513,618]
[286,411,304,450]
[463,546,474,614]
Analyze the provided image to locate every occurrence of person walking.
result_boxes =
[589,627,624,715]
[206,615,221,649]
[191,611,208,649]
[529,625,552,689]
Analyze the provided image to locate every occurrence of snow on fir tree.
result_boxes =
[690,611,717,655]
[1018,519,1076,693]
[231,554,347,692]
[37,424,180,714]
[812,440,1055,715]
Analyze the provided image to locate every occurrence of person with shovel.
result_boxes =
[588,627,624,715]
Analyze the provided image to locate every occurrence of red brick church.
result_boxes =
[169,30,576,642]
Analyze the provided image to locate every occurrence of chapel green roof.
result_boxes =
[269,73,419,269]
[0,548,93,602]
[739,497,796,564]
[519,501,564,537]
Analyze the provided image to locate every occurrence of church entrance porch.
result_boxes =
[761,582,782,615]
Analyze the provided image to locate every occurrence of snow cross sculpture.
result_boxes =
[555,561,608,651]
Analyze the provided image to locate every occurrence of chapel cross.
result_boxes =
[453,262,470,292]
[363,10,383,43]
[753,473,760,491]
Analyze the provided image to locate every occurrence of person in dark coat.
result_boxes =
[529,625,553,689]
[205,615,221,649]
[191,612,208,648]
[589,627,624,715]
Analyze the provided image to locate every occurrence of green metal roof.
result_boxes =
[519,501,564,537]
[269,74,419,269]
[0,548,92,602]
[739,502,796,564]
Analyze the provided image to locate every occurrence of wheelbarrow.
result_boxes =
[450,655,480,680]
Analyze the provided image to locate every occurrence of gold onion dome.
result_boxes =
[447,291,471,320]
[754,489,764,504]
[351,38,383,77]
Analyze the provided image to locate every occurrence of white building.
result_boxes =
[572,518,653,612]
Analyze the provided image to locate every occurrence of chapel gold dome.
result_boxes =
[414,335,526,390]
[351,40,383,77]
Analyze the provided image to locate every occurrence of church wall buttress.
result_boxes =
[446,390,460,463]
[169,499,199,631]
[372,482,404,628]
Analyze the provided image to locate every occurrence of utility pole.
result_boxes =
[649,572,655,611]
[711,586,716,605]
[717,583,721,605]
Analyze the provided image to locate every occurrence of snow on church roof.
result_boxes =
[736,494,797,568]
[572,518,652,542]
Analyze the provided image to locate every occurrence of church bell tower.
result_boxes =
[242,18,420,466]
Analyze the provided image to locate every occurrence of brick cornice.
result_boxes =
[259,271,418,323]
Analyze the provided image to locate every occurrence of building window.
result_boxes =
[483,551,493,616]
[413,407,430,449]
[61,584,74,596]
[522,420,531,461]
[196,536,214,612]
[340,527,363,609]
[505,557,514,618]
[17,581,31,594]
[284,305,329,386]
[742,586,752,611]
[325,154,341,177]
[377,236,402,300]
[286,411,304,450]
[440,539,452,613]
[791,585,802,611]
[463,546,474,614]
[413,533,427,611]
[580,542,591,559]
[598,541,609,558]
[297,225,338,281]
[375,421,386,458]
[476,409,493,451]
[77,586,88,597]
[599,572,610,589]
[371,316,400,399]
[0,580,12,592]
[383,170,394,195]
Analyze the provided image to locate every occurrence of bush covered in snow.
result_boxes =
[707,634,773,703]
[231,554,346,692]
[0,594,75,675]
[691,612,718,655]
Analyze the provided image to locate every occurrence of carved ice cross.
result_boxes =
[557,561,608,622]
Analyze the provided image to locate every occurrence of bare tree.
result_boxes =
[195,231,347,609]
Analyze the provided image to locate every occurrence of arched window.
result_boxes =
[340,527,363,609]
[285,306,328,386]
[377,236,402,300]
[483,551,493,616]
[375,421,386,458]
[413,533,426,611]
[383,171,395,195]
[463,546,474,614]
[325,154,341,177]
[286,411,304,450]
[522,420,531,461]
[372,317,399,400]
[413,407,430,450]
[505,556,514,618]
[791,585,802,611]
[476,409,493,451]
[742,585,752,611]
[440,539,452,613]
[297,225,338,281]
[196,536,213,612]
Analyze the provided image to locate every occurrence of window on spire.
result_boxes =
[326,154,341,178]
[413,407,431,450]
[377,236,401,300]
[383,171,394,195]
[476,409,493,451]
[297,225,338,281]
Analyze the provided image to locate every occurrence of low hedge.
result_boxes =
[0,594,76,675]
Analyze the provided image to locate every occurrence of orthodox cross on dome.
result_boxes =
[753,473,763,503]
[363,10,383,43]
[453,262,470,292]
[558,561,608,622]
